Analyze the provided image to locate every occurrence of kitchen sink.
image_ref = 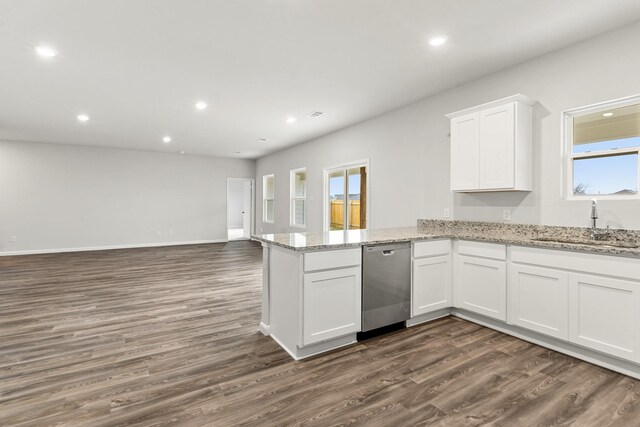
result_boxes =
[532,237,639,249]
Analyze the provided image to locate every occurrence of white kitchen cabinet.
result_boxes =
[412,255,452,316]
[450,112,479,191]
[447,94,535,192]
[412,240,452,317]
[302,266,361,346]
[509,264,569,340]
[569,273,640,363]
[454,242,507,321]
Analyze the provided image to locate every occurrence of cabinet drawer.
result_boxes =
[304,248,361,272]
[413,240,451,258]
[457,241,506,260]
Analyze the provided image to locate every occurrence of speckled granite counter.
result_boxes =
[252,220,640,258]
[252,227,436,251]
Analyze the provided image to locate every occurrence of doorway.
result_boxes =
[227,178,254,241]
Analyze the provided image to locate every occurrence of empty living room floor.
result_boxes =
[1,240,639,426]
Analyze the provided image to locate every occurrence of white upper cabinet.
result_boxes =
[447,94,535,192]
[450,113,480,191]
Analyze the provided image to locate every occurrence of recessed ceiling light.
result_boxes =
[603,112,614,117]
[162,136,172,143]
[195,101,208,111]
[257,138,269,143]
[285,116,296,124]
[35,45,58,58]
[428,35,447,47]
[77,114,90,122]
[179,150,185,155]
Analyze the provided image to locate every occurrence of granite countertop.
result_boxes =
[252,227,440,251]
[252,220,640,258]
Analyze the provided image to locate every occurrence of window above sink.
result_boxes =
[564,95,640,200]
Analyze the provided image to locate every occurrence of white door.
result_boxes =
[569,273,640,363]
[479,103,515,189]
[242,180,252,239]
[509,264,569,340]
[450,112,479,191]
[302,267,361,346]
[227,178,253,241]
[412,255,452,317]
[456,255,507,321]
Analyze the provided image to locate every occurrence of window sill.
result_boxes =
[565,195,639,201]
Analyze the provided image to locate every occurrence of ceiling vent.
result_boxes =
[306,111,324,118]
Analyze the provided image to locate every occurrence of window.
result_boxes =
[324,161,368,231]
[263,174,274,223]
[290,168,307,227]
[565,96,640,198]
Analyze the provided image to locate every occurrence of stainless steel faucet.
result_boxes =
[590,199,609,241]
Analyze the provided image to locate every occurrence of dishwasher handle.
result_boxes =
[382,250,395,256]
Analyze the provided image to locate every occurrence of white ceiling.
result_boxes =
[2,1,640,159]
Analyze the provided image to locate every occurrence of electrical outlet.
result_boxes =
[443,208,450,218]
[503,209,511,221]
[10,235,16,243]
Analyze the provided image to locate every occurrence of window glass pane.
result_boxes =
[264,175,274,199]
[329,171,345,231]
[573,103,640,151]
[573,153,638,196]
[573,136,640,154]
[293,200,305,226]
[347,167,363,230]
[294,171,306,198]
[265,200,274,222]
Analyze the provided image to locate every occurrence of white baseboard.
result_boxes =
[0,239,228,256]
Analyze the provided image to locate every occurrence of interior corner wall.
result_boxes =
[255,21,640,233]
[0,140,255,254]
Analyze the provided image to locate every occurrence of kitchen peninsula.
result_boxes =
[254,220,640,379]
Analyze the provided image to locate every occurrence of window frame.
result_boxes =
[563,94,640,201]
[322,159,370,232]
[262,174,275,224]
[289,167,307,228]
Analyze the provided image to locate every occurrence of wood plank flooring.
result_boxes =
[2,240,640,426]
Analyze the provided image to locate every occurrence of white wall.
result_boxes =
[256,21,640,233]
[0,141,255,254]
[226,179,245,228]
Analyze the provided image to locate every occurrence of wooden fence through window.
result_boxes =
[330,200,363,229]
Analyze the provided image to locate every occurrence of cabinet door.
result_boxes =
[450,112,479,191]
[479,103,515,189]
[569,274,640,363]
[456,255,506,321]
[302,267,361,346]
[412,255,451,317]
[509,264,569,340]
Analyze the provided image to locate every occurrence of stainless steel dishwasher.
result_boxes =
[361,242,411,333]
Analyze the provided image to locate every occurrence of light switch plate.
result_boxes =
[503,209,511,221]
[444,208,450,218]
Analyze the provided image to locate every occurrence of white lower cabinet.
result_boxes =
[412,255,451,316]
[302,266,361,346]
[509,264,569,340]
[456,254,507,321]
[569,273,640,363]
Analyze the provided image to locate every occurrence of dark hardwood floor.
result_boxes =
[1,240,640,426]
